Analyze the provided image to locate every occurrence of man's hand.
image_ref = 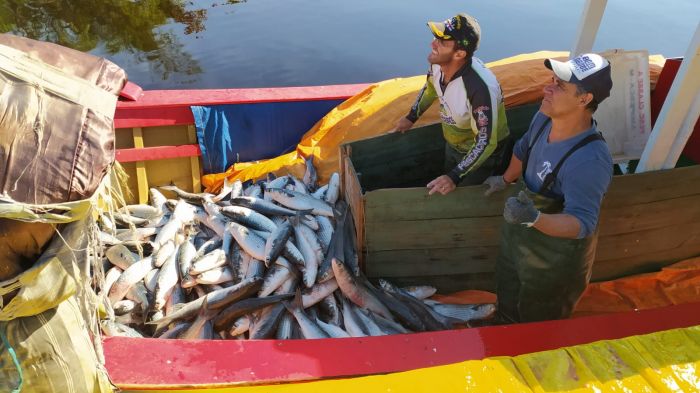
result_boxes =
[504,191,540,226]
[427,175,456,195]
[483,175,507,196]
[394,117,414,133]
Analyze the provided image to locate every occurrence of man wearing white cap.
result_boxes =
[396,13,511,195]
[483,53,614,322]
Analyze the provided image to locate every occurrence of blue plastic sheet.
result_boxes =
[191,100,343,174]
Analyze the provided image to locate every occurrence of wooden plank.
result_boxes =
[341,145,365,268]
[187,125,202,193]
[591,242,700,282]
[365,247,499,278]
[355,148,443,190]
[599,192,700,236]
[596,220,700,263]
[602,164,700,208]
[364,185,517,222]
[131,127,149,204]
[370,273,496,294]
[115,144,200,163]
[365,216,503,252]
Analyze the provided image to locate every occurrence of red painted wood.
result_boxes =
[113,84,370,129]
[114,106,196,128]
[103,302,700,388]
[650,58,700,164]
[115,145,201,163]
[119,81,144,101]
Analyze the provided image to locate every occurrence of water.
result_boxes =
[1,0,698,89]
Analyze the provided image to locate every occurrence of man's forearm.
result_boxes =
[502,154,522,183]
[533,213,581,239]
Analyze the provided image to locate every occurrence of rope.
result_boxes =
[0,326,23,392]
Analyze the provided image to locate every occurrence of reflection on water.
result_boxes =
[0,0,242,81]
[0,0,697,89]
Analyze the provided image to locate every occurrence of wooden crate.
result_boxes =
[341,104,700,293]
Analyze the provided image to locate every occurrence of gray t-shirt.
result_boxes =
[514,112,613,239]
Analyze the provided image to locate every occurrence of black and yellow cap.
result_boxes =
[428,13,481,52]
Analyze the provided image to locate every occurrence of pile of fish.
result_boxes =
[98,161,496,340]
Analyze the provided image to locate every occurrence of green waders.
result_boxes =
[494,116,605,323]
[495,184,598,322]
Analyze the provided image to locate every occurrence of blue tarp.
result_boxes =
[191,100,343,174]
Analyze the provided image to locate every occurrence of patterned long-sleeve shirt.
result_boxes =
[407,57,510,183]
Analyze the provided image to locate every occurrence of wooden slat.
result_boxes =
[596,220,700,262]
[602,164,700,208]
[365,247,499,278]
[365,216,503,252]
[131,127,149,204]
[341,145,365,268]
[115,145,201,163]
[187,125,202,193]
[364,186,517,222]
[599,193,700,236]
[113,84,369,129]
[349,125,444,191]
[592,241,700,281]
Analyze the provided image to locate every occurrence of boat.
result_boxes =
[102,3,700,391]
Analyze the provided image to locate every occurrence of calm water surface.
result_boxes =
[1,0,698,89]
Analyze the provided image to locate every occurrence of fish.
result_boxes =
[316,318,350,338]
[213,293,293,332]
[259,257,295,297]
[195,266,234,285]
[337,294,367,337]
[221,205,277,233]
[108,256,154,304]
[249,303,286,339]
[283,291,329,339]
[332,258,392,320]
[266,188,334,217]
[264,219,292,267]
[325,173,340,204]
[423,300,497,323]
[148,277,263,332]
[302,156,317,192]
[402,285,437,300]
[302,279,339,309]
[228,222,267,261]
[106,244,139,270]
[317,201,348,283]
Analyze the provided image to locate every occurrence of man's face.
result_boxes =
[540,74,589,118]
[428,38,462,65]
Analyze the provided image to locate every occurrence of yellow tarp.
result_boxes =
[130,325,700,392]
[202,51,665,192]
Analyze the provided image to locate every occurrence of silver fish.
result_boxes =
[316,318,350,338]
[283,291,329,339]
[325,172,340,204]
[332,258,392,320]
[221,205,277,233]
[266,188,334,217]
[302,279,338,308]
[302,156,317,192]
[264,219,292,266]
[228,222,267,261]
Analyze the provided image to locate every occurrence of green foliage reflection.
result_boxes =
[0,0,225,80]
